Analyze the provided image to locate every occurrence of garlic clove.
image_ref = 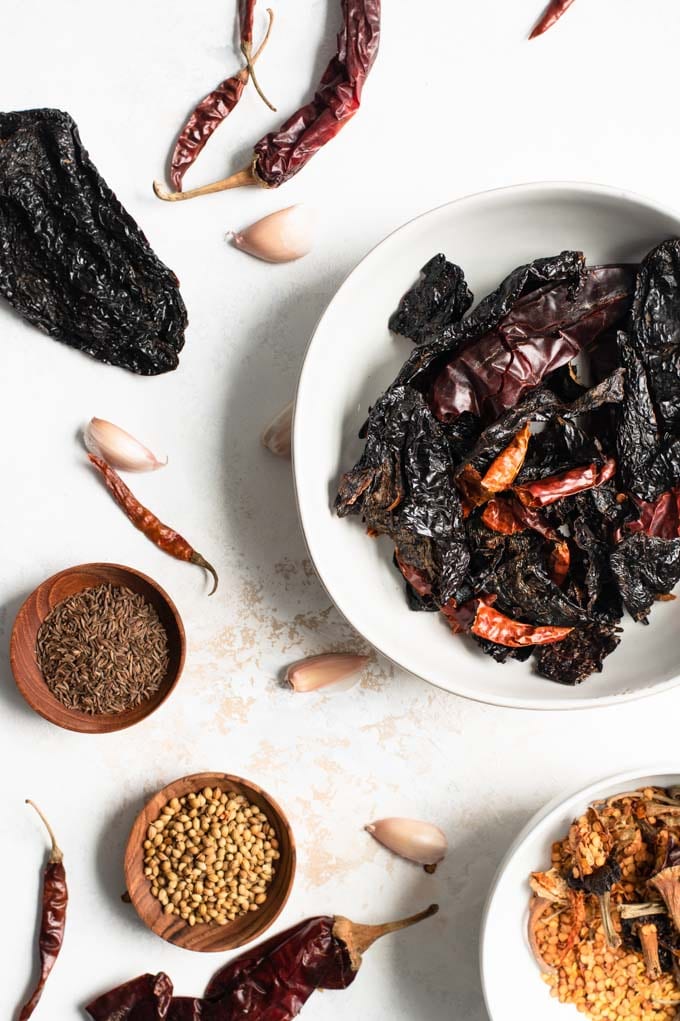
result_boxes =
[286,653,369,693]
[365,818,448,868]
[84,418,167,472]
[230,205,316,263]
[262,401,293,458]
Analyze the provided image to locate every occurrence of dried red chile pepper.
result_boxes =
[444,594,573,648]
[529,0,577,39]
[169,3,275,192]
[86,905,438,1021]
[155,0,381,201]
[18,802,68,1020]
[88,454,219,593]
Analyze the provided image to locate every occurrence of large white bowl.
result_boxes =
[481,767,680,1021]
[292,183,680,710]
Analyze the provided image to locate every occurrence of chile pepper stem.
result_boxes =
[26,800,63,864]
[243,8,276,110]
[153,166,257,202]
[191,553,219,595]
[334,903,438,965]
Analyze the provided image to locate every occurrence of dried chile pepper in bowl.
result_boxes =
[292,183,680,709]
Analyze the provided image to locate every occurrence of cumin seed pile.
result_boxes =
[36,583,169,714]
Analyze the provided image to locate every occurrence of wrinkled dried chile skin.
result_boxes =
[430,266,634,422]
[610,532,680,622]
[0,109,187,374]
[336,386,469,604]
[536,624,620,685]
[253,0,380,187]
[86,919,356,1021]
[389,255,473,344]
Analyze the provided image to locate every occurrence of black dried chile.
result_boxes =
[336,241,680,685]
[0,109,187,374]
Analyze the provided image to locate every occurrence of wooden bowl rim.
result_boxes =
[124,771,297,953]
[9,561,186,734]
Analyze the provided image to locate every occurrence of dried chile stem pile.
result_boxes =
[336,240,680,685]
[529,786,680,1020]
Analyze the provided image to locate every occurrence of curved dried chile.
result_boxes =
[169,3,275,192]
[514,458,616,509]
[430,266,634,422]
[253,0,381,187]
[443,594,573,647]
[456,424,532,515]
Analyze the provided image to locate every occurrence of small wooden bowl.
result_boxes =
[124,772,296,952]
[10,563,185,734]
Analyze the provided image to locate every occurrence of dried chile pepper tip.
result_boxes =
[335,903,439,964]
[191,553,219,595]
[26,800,63,864]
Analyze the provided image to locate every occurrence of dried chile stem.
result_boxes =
[190,553,219,596]
[598,890,621,949]
[334,903,438,967]
[242,8,277,111]
[154,166,257,201]
[26,800,63,864]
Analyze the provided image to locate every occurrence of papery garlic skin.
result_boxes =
[262,401,293,458]
[84,418,167,472]
[365,818,448,867]
[230,205,316,263]
[287,653,369,693]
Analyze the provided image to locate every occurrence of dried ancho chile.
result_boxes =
[0,109,187,374]
[336,239,680,685]
[86,905,438,1020]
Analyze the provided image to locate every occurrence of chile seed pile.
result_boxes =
[529,786,680,1020]
[143,786,280,926]
[36,584,169,715]
[336,240,680,685]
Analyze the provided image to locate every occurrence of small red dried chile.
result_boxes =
[514,458,616,509]
[443,595,573,647]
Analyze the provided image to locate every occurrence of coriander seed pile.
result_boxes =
[143,786,280,926]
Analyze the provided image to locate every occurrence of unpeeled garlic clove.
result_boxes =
[230,205,316,263]
[287,653,369,693]
[262,401,293,458]
[365,818,448,868]
[84,418,167,472]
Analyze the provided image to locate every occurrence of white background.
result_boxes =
[2,2,680,1019]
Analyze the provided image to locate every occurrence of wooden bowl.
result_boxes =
[10,563,185,734]
[124,772,296,952]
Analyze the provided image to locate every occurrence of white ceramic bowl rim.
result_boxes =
[292,181,680,711]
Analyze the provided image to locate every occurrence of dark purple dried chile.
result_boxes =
[0,109,187,374]
[430,266,634,422]
[389,254,473,344]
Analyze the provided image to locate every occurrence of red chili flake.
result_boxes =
[628,489,680,540]
[481,496,557,539]
[395,555,432,597]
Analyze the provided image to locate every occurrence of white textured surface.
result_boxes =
[2,2,680,1019]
